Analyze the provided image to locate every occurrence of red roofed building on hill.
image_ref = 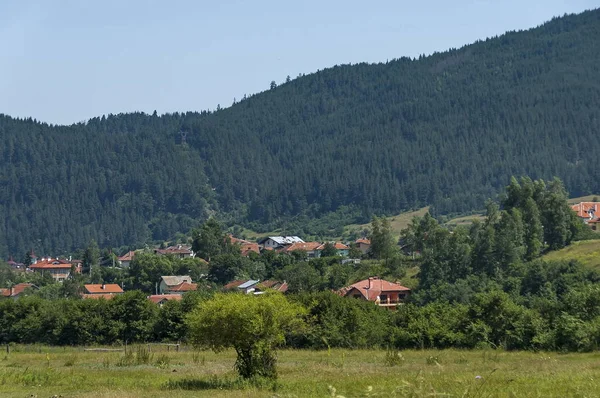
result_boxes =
[338,277,411,309]
[29,258,79,282]
[229,235,260,257]
[148,294,183,306]
[571,202,600,230]
[0,283,37,299]
[355,238,371,255]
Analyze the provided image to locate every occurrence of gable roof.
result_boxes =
[356,238,371,245]
[118,251,137,262]
[148,294,183,304]
[84,284,124,294]
[82,293,117,300]
[161,276,192,287]
[223,280,246,290]
[339,277,411,301]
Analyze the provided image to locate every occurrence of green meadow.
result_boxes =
[1,346,599,397]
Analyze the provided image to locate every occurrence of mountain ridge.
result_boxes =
[1,8,599,257]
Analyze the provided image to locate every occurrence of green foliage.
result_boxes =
[187,292,305,379]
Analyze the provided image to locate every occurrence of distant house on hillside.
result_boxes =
[229,235,261,256]
[355,238,371,255]
[571,202,600,230]
[258,236,304,250]
[338,277,410,309]
[317,242,350,257]
[281,242,322,258]
[82,284,124,299]
[0,283,37,299]
[118,251,137,267]
[159,275,197,295]
[148,294,183,306]
[155,245,195,259]
[6,257,24,271]
[29,258,79,282]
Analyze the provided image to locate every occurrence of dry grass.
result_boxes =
[542,240,600,271]
[567,194,600,204]
[1,346,599,397]
[344,207,431,240]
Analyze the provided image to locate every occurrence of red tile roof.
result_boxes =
[283,242,322,252]
[168,282,197,292]
[155,245,193,255]
[223,280,245,290]
[356,238,371,245]
[29,258,73,270]
[118,251,137,262]
[148,294,183,304]
[339,277,410,301]
[1,283,37,297]
[316,242,350,250]
[572,202,600,218]
[84,284,124,294]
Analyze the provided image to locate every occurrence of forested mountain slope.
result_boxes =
[1,9,600,257]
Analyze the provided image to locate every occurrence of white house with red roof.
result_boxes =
[571,202,600,230]
[338,277,411,308]
[29,257,79,282]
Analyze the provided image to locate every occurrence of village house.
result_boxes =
[355,238,371,255]
[258,236,304,250]
[5,256,24,271]
[155,245,195,259]
[118,251,137,267]
[29,257,80,282]
[317,242,350,257]
[159,275,197,294]
[571,202,600,230]
[148,294,183,306]
[82,283,124,299]
[338,277,411,309]
[229,235,261,256]
[0,283,37,299]
[280,241,322,258]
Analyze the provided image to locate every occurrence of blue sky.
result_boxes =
[0,0,597,125]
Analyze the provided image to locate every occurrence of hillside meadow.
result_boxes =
[1,346,599,397]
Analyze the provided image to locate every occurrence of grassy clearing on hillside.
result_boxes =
[344,207,430,240]
[444,213,485,228]
[1,346,599,397]
[568,194,600,204]
[542,239,600,271]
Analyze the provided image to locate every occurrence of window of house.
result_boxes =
[380,294,388,302]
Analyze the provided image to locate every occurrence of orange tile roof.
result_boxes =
[148,294,183,304]
[29,258,72,270]
[571,202,600,218]
[168,282,197,292]
[84,284,124,294]
[316,242,350,250]
[356,238,371,245]
[283,242,322,252]
[339,277,410,301]
[118,251,137,261]
[223,280,245,290]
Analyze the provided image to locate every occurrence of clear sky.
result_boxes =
[0,0,597,125]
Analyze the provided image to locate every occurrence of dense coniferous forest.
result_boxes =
[1,9,600,257]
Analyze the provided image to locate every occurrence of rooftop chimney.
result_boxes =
[102,284,106,290]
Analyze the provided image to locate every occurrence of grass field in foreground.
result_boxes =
[1,346,599,397]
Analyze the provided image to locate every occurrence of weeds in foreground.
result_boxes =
[115,345,154,367]
[154,354,171,369]
[63,355,77,367]
[164,375,278,391]
[384,347,405,366]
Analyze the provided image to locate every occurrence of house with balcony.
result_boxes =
[338,277,411,309]
[29,257,79,282]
